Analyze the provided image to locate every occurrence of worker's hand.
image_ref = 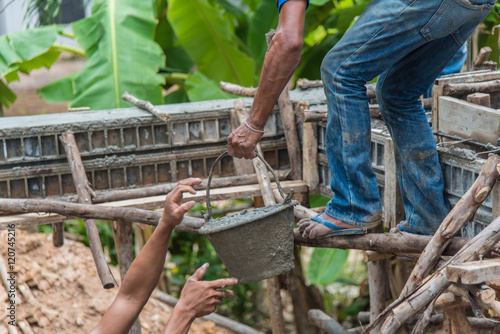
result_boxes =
[159,178,202,229]
[227,122,263,159]
[175,263,238,319]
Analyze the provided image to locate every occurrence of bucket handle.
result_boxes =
[203,151,292,222]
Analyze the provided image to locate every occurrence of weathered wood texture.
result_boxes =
[467,92,491,107]
[443,80,500,96]
[278,80,302,180]
[384,137,404,230]
[60,131,115,289]
[302,122,319,194]
[401,154,500,296]
[0,198,203,232]
[154,290,263,334]
[308,309,347,334]
[63,172,289,204]
[446,258,500,284]
[111,220,141,334]
[473,46,492,69]
[0,181,304,228]
[294,230,500,257]
[220,81,257,97]
[51,221,64,247]
[367,223,389,334]
[122,91,169,122]
[438,96,500,145]
[443,308,476,334]
[371,215,500,334]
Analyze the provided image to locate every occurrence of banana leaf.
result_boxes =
[167,0,256,87]
[185,72,236,102]
[0,25,60,81]
[247,0,278,65]
[307,247,349,285]
[40,0,165,109]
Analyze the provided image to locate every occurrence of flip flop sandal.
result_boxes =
[310,213,368,238]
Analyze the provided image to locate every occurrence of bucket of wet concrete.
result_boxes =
[199,152,297,284]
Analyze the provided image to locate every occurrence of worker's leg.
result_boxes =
[376,6,494,234]
[317,0,494,231]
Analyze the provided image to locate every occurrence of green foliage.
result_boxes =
[307,247,349,285]
[24,0,91,26]
[39,0,165,109]
[167,0,256,87]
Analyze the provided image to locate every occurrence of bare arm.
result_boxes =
[90,178,201,334]
[162,263,238,334]
[227,0,307,159]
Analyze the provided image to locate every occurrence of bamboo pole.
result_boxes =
[60,131,115,289]
[401,154,500,297]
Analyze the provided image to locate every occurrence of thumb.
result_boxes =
[179,200,196,215]
[191,263,209,281]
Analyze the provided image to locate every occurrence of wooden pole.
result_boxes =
[277,77,302,180]
[308,309,347,334]
[122,91,170,122]
[0,198,203,232]
[112,220,141,334]
[366,223,389,334]
[154,290,263,334]
[52,221,64,247]
[294,229,500,258]
[443,80,500,96]
[369,215,500,334]
[59,171,289,204]
[234,101,286,334]
[401,154,500,297]
[60,131,115,289]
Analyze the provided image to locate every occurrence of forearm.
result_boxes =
[162,307,195,334]
[119,220,173,303]
[247,1,306,129]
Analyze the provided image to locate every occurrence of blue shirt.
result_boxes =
[276,0,309,11]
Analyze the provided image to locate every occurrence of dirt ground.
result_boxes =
[0,230,235,334]
[4,54,84,117]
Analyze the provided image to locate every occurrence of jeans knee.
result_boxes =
[321,49,342,84]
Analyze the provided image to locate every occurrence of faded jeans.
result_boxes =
[320,0,495,234]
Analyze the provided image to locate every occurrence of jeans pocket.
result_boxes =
[420,0,494,42]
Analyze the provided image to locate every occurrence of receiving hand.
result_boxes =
[176,263,238,318]
[160,178,202,228]
[227,122,263,159]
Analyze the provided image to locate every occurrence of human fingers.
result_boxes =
[169,185,197,204]
[177,178,202,187]
[207,277,239,289]
[190,263,209,281]
[214,289,235,299]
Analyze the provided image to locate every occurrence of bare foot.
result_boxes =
[389,221,411,234]
[297,213,359,239]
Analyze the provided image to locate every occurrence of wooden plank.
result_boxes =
[438,96,500,145]
[302,122,319,194]
[0,181,307,228]
[446,258,500,284]
[435,70,500,86]
[383,137,404,229]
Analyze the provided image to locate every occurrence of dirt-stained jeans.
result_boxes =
[320,0,495,234]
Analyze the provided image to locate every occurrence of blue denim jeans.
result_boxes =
[320,0,494,234]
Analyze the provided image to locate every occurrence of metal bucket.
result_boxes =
[199,152,297,284]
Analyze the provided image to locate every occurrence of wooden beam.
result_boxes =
[60,131,115,289]
[446,258,500,284]
[0,180,306,228]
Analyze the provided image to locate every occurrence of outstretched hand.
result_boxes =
[227,122,263,159]
[176,263,238,318]
[160,178,202,229]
